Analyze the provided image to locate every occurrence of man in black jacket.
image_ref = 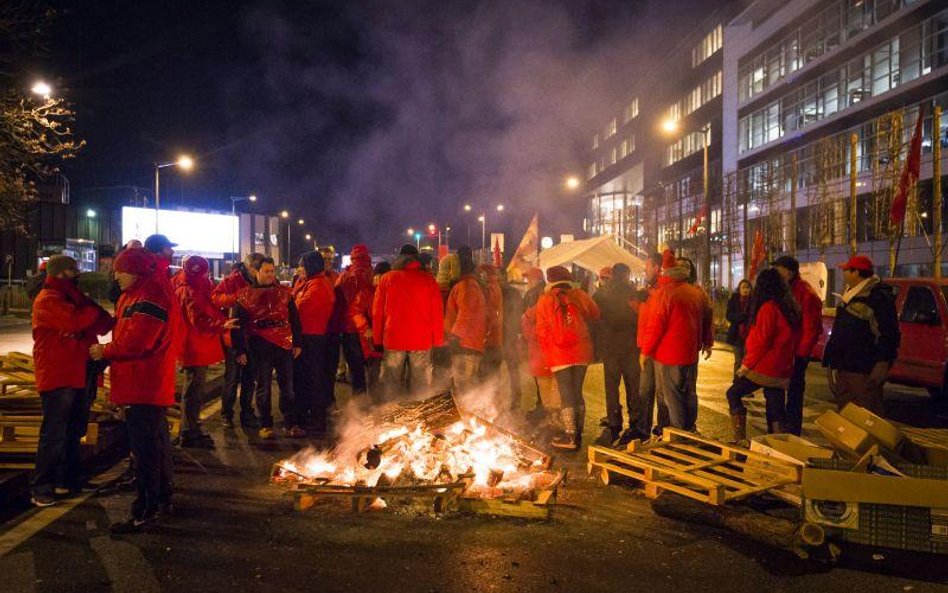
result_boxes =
[822,255,900,415]
[592,263,639,445]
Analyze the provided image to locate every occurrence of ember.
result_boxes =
[271,392,563,516]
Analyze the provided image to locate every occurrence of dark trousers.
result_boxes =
[322,334,342,404]
[366,357,383,402]
[251,337,296,429]
[655,362,699,431]
[634,356,668,436]
[340,333,367,395]
[726,375,786,428]
[554,365,587,436]
[295,334,332,428]
[732,342,746,377]
[479,346,503,381]
[181,366,207,436]
[31,388,92,495]
[126,404,173,518]
[503,343,522,410]
[785,356,810,436]
[602,350,641,430]
[222,345,255,419]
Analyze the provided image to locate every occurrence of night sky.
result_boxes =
[41,0,711,254]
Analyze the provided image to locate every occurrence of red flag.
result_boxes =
[688,203,707,235]
[890,106,925,226]
[749,229,766,279]
[492,236,502,267]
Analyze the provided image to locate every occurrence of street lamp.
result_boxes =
[463,204,504,259]
[31,81,52,99]
[414,232,422,249]
[565,176,581,191]
[407,227,414,237]
[297,218,304,225]
[154,154,195,218]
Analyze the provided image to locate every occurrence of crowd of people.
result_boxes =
[25,230,901,532]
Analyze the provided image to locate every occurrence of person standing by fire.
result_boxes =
[291,251,335,435]
[477,264,504,384]
[535,266,600,451]
[90,248,176,532]
[334,244,374,398]
[233,257,304,439]
[633,252,666,438]
[372,244,444,401]
[212,253,265,429]
[444,246,487,396]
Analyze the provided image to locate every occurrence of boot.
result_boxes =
[730,413,748,446]
[768,421,786,435]
[551,408,580,451]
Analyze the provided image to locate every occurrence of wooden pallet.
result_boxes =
[287,480,468,513]
[458,470,566,520]
[588,428,800,506]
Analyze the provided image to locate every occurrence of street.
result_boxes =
[2,322,947,592]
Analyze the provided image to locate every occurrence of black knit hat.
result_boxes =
[399,243,420,256]
[298,251,325,276]
[772,255,800,275]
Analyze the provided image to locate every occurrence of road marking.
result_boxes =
[0,461,127,557]
[90,535,161,593]
[0,550,36,593]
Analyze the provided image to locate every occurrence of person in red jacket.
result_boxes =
[640,250,713,432]
[90,248,176,532]
[445,246,487,395]
[477,263,504,383]
[233,257,303,439]
[726,268,802,442]
[334,244,374,397]
[212,253,265,429]
[371,244,444,401]
[29,256,113,507]
[772,256,823,436]
[535,266,601,450]
[521,269,561,431]
[292,251,336,434]
[362,262,389,401]
[632,252,665,439]
[175,256,237,448]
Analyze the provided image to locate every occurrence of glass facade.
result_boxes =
[692,24,723,67]
[737,0,922,103]
[739,8,948,154]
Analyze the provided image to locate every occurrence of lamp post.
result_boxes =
[154,155,194,229]
[281,210,290,264]
[230,194,257,262]
[464,203,504,261]
[84,209,96,241]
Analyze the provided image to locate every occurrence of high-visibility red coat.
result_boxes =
[521,305,551,377]
[479,266,504,348]
[211,265,253,309]
[32,277,113,392]
[640,272,713,366]
[234,285,299,351]
[742,300,801,386]
[348,278,380,359]
[371,259,444,351]
[336,263,374,334]
[175,275,227,367]
[790,276,823,358]
[292,273,335,336]
[635,283,658,351]
[535,284,601,368]
[104,272,177,407]
[445,275,487,352]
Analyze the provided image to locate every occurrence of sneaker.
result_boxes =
[594,426,620,446]
[614,428,646,449]
[110,513,159,534]
[284,426,306,438]
[31,493,57,508]
[240,414,260,429]
[54,485,96,497]
[550,433,580,451]
[181,433,216,449]
[221,415,235,429]
[258,427,275,440]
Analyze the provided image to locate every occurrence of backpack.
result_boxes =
[551,288,583,348]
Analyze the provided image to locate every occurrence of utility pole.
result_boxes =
[702,125,711,286]
[850,133,858,257]
[790,153,798,257]
[935,105,943,278]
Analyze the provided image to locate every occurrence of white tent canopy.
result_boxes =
[537,235,645,277]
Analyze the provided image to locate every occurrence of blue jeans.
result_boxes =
[381,349,434,401]
[726,375,786,428]
[655,362,699,432]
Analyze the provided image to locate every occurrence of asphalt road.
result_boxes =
[1,327,947,592]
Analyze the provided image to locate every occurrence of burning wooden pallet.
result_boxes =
[588,428,799,506]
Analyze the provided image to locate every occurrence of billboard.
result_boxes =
[122,207,239,259]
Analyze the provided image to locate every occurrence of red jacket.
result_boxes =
[445,275,487,352]
[104,272,177,407]
[635,283,658,350]
[521,305,550,377]
[211,265,253,309]
[175,276,227,367]
[372,260,444,351]
[31,277,113,392]
[292,274,336,335]
[348,278,380,359]
[234,285,299,351]
[742,300,801,384]
[790,276,823,358]
[640,272,714,366]
[535,284,601,368]
[336,263,374,334]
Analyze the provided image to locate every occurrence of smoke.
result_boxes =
[224,0,705,252]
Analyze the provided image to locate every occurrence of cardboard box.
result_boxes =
[750,434,835,466]
[814,410,875,458]
[802,466,948,508]
[839,403,905,451]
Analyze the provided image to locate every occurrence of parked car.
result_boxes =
[812,278,948,399]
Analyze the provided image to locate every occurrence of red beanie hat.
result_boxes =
[184,255,210,277]
[661,249,677,270]
[114,248,157,276]
[546,265,571,284]
[351,244,371,262]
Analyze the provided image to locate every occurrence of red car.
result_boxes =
[812,278,948,399]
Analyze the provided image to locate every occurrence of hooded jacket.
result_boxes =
[742,301,801,387]
[445,274,488,352]
[104,271,177,406]
[535,282,601,368]
[336,250,375,334]
[32,277,113,392]
[175,267,227,367]
[372,258,444,351]
[478,265,504,349]
[822,277,900,374]
[292,272,336,336]
[640,267,713,366]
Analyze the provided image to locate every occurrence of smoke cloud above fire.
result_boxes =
[223,0,707,252]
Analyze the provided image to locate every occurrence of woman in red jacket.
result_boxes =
[535,266,601,450]
[445,247,487,395]
[175,256,237,448]
[292,251,335,435]
[726,268,802,443]
[30,256,113,507]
